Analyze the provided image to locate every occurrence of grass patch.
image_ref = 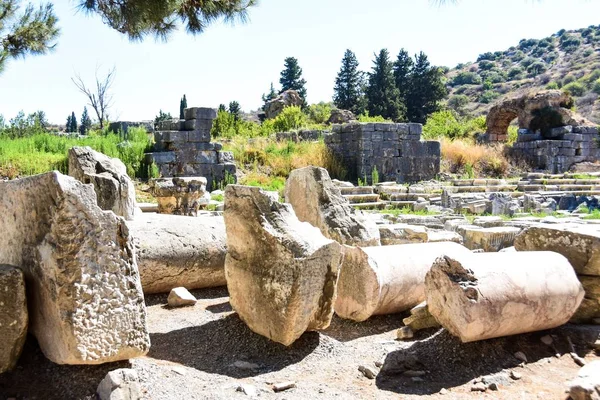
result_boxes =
[378,207,441,217]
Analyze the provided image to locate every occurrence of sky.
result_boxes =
[1,0,600,124]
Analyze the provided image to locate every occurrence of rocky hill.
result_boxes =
[446,25,600,123]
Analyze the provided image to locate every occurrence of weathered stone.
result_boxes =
[335,242,471,322]
[572,276,600,323]
[167,287,197,307]
[224,185,344,346]
[402,302,441,331]
[427,230,463,244]
[150,177,207,216]
[127,213,226,294]
[285,166,380,247]
[68,146,136,220]
[568,361,600,400]
[462,227,521,252]
[264,90,303,119]
[97,368,142,400]
[0,265,27,374]
[514,225,600,276]
[183,107,217,121]
[0,172,149,364]
[379,224,428,245]
[328,109,356,124]
[425,252,584,342]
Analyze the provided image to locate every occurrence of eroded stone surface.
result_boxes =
[0,265,27,373]
[568,361,600,400]
[285,166,380,247]
[0,172,150,364]
[224,185,344,346]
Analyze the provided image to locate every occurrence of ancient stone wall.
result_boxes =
[512,126,600,173]
[145,107,236,191]
[324,122,440,184]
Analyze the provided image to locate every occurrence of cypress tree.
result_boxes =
[179,94,187,119]
[80,106,92,134]
[279,57,307,105]
[70,111,78,133]
[228,101,241,121]
[405,52,447,123]
[393,49,413,106]
[333,49,365,115]
[66,114,72,133]
[366,49,405,121]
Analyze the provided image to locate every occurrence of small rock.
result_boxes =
[411,377,424,383]
[488,382,499,391]
[397,326,414,340]
[97,369,141,400]
[403,370,426,377]
[232,361,260,371]
[514,351,528,363]
[471,383,487,392]
[510,371,522,380]
[167,287,197,307]
[237,384,258,397]
[439,388,448,395]
[358,365,378,379]
[570,352,586,367]
[541,335,553,346]
[374,357,385,368]
[171,366,187,375]
[272,381,296,392]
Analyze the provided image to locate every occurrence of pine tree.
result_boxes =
[279,57,307,105]
[0,1,60,74]
[66,114,72,133]
[218,104,227,112]
[261,82,278,110]
[80,106,92,134]
[405,52,447,123]
[366,49,405,121]
[70,111,78,133]
[333,49,365,115]
[228,101,241,121]
[179,94,187,119]
[393,49,414,106]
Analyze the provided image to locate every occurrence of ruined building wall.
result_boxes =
[324,122,440,184]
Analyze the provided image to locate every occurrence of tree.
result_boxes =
[72,67,116,129]
[261,82,278,110]
[66,114,72,133]
[333,49,365,115]
[179,94,187,119]
[154,109,172,127]
[405,52,447,123]
[70,111,77,133]
[366,49,404,121]
[228,101,241,121]
[80,106,92,134]
[393,49,413,105]
[0,1,60,74]
[78,0,257,40]
[279,57,307,105]
[30,110,47,129]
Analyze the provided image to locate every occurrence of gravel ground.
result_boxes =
[1,286,599,400]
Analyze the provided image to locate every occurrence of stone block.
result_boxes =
[194,151,218,164]
[408,123,423,136]
[183,118,213,132]
[218,151,234,164]
[187,130,211,143]
[0,265,27,374]
[184,107,217,121]
[161,131,188,142]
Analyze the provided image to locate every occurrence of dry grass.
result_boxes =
[440,137,511,178]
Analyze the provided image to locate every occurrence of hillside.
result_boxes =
[445,25,600,123]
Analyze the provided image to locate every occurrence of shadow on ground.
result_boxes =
[0,336,130,400]
[147,312,320,378]
[376,324,600,395]
[144,286,229,307]
[323,313,405,342]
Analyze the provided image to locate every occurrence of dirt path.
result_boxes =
[1,287,598,399]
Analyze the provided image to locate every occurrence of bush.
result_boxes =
[307,102,332,124]
[518,38,539,51]
[357,112,388,122]
[478,60,495,71]
[546,81,559,90]
[511,50,525,62]
[273,106,307,132]
[480,70,506,84]
[592,79,600,95]
[563,81,586,97]
[520,57,536,68]
[560,34,582,53]
[479,90,499,104]
[544,52,559,63]
[447,95,470,114]
[440,137,509,178]
[452,71,482,86]
[527,61,547,77]
[508,66,525,80]
[422,111,486,140]
[562,74,576,85]
[477,52,496,62]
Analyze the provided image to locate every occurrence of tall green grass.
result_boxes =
[0,127,152,179]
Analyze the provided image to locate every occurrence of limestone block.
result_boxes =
[571,276,600,323]
[568,361,600,400]
[285,166,380,247]
[149,177,207,216]
[0,172,149,364]
[183,118,213,132]
[183,107,217,121]
[379,224,428,245]
[224,185,344,346]
[402,302,440,331]
[187,130,211,143]
[68,146,136,220]
[127,213,226,294]
[427,230,463,244]
[335,242,471,322]
[514,225,600,276]
[425,252,584,342]
[218,151,234,164]
[462,227,521,252]
[167,287,197,307]
[97,368,142,400]
[0,265,27,373]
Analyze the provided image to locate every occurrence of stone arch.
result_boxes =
[486,105,519,142]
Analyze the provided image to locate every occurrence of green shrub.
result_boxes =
[478,60,495,71]
[520,57,536,68]
[447,95,470,114]
[546,81,559,90]
[479,90,499,104]
[559,34,582,52]
[508,66,525,80]
[371,166,379,185]
[527,61,547,76]
[451,71,482,86]
[592,79,600,95]
[482,80,493,91]
[357,112,388,122]
[307,102,332,124]
[563,81,586,97]
[422,111,486,140]
[273,106,306,132]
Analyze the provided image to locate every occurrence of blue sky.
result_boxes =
[1,0,599,124]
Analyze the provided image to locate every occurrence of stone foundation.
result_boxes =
[324,122,440,184]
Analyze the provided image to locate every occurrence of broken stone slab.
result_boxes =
[126,213,226,294]
[572,276,600,324]
[149,177,208,216]
[379,224,428,245]
[167,287,197,307]
[68,146,137,220]
[285,166,380,246]
[97,368,142,400]
[568,361,600,400]
[0,172,150,364]
[514,225,600,276]
[0,265,27,374]
[335,242,471,322]
[402,302,441,331]
[462,227,521,252]
[224,185,344,346]
[425,252,584,343]
[427,230,463,244]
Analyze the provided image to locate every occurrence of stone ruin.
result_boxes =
[485,90,600,173]
[145,107,236,191]
[325,122,441,184]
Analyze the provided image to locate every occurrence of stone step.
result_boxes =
[351,201,389,210]
[389,200,417,209]
[389,193,436,201]
[138,202,159,213]
[518,184,600,192]
[451,179,508,187]
[443,186,518,193]
[376,186,409,195]
[339,186,375,195]
[344,194,381,204]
